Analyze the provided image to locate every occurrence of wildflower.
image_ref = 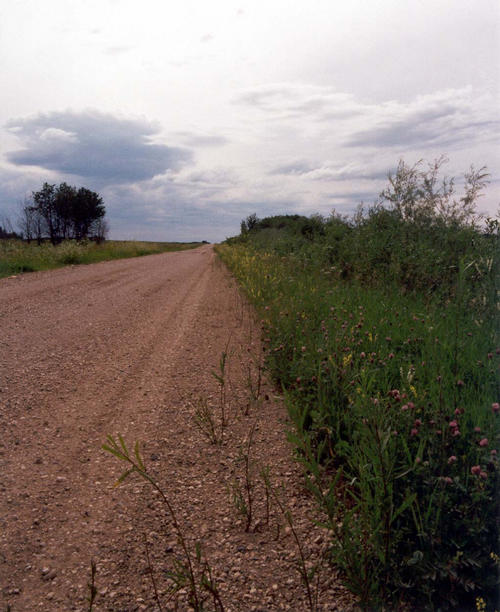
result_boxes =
[415,456,421,463]
[401,404,409,412]
[407,401,415,410]
[457,379,464,387]
[474,426,481,433]
[452,429,461,437]
[360,352,366,358]
[491,449,497,456]
[301,346,306,352]
[410,428,419,437]
[480,471,487,479]
[479,438,489,447]
[443,477,453,484]
[448,455,457,464]
[454,408,462,416]
[487,352,493,359]
[449,420,458,429]
[414,419,422,427]
[388,353,395,359]
[471,465,481,475]
[492,402,499,413]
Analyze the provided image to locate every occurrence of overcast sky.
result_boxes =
[1,0,498,242]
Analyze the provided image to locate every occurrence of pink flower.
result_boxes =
[479,438,489,447]
[388,353,395,359]
[360,352,366,358]
[492,402,499,414]
[401,404,409,412]
[448,455,457,464]
[480,471,488,480]
[301,346,306,352]
[471,465,481,475]
[443,477,453,485]
[455,408,462,416]
[452,429,461,437]
[491,449,497,456]
[449,420,458,429]
[410,428,419,437]
[474,427,481,433]
[457,379,464,387]
[407,401,415,410]
[414,419,422,427]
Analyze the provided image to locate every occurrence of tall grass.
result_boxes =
[218,159,499,610]
[0,239,203,278]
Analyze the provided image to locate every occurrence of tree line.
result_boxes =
[17,182,108,244]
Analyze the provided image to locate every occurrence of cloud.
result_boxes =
[270,159,392,182]
[103,45,134,56]
[5,110,193,184]
[344,89,500,149]
[236,84,499,151]
[234,83,362,120]
[173,131,229,147]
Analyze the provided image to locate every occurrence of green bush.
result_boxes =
[218,158,499,610]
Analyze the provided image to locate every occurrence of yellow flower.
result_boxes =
[476,596,486,612]
[410,385,418,397]
[343,354,352,367]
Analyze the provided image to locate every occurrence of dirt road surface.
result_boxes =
[0,246,350,611]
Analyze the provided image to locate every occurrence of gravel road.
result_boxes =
[0,246,350,611]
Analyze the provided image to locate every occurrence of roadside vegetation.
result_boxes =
[217,158,499,610]
[0,239,204,278]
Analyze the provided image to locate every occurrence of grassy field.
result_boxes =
[0,239,204,278]
[217,162,499,610]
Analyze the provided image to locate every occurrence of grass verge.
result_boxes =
[215,159,499,610]
[0,239,204,278]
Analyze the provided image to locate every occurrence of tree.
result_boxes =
[32,182,58,244]
[72,187,105,240]
[24,183,107,243]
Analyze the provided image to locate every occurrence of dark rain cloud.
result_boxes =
[5,110,193,184]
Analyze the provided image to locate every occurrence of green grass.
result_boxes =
[216,162,499,612]
[0,239,204,278]
[218,241,499,610]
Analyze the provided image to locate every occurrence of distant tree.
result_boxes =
[25,183,107,243]
[91,217,109,244]
[72,187,105,240]
[0,215,21,240]
[32,183,58,244]
[54,182,77,240]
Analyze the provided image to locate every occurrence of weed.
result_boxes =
[229,423,257,532]
[260,468,323,612]
[102,435,224,611]
[193,396,222,445]
[87,559,97,612]
[216,158,500,610]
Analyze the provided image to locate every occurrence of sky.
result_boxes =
[0,0,499,242]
